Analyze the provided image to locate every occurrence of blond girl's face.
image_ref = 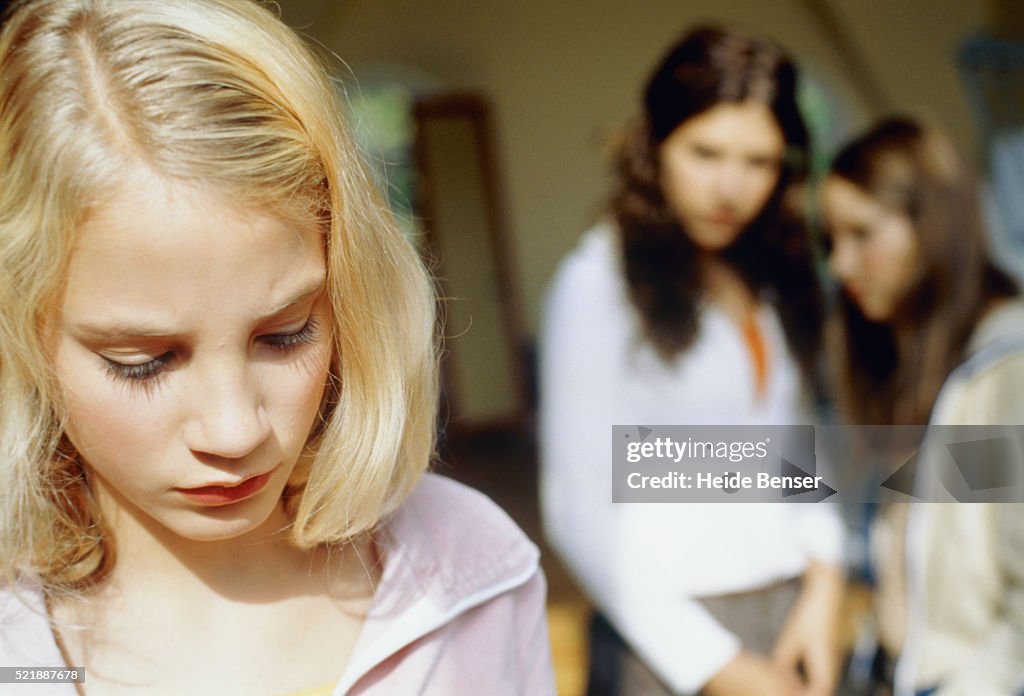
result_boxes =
[50,172,332,543]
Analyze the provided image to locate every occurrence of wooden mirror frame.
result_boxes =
[412,92,530,436]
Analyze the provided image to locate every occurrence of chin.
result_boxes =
[689,226,744,252]
[175,520,265,542]
[170,514,280,543]
[856,300,893,324]
[164,493,289,543]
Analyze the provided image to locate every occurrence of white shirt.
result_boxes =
[539,224,843,694]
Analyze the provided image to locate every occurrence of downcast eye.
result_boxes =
[262,317,321,351]
[103,352,173,383]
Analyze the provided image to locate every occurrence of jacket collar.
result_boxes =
[336,473,539,692]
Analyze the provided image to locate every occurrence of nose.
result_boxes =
[711,161,746,205]
[183,363,272,460]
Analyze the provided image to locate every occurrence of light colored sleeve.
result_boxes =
[538,243,616,602]
[932,354,1024,695]
[538,236,740,694]
[794,504,845,565]
[933,503,1024,696]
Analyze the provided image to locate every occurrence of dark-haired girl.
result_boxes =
[541,26,843,696]
[823,117,1024,696]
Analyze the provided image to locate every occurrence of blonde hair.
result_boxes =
[0,0,438,593]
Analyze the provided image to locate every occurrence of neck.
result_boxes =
[700,255,756,316]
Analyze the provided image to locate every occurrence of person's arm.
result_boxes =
[768,437,846,695]
[771,559,845,696]
[539,241,620,611]
[704,651,806,696]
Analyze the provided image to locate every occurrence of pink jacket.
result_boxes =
[0,474,556,695]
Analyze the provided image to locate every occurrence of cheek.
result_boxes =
[55,341,160,446]
[746,172,778,213]
[263,343,332,445]
[872,226,920,292]
[662,160,705,218]
[59,372,178,490]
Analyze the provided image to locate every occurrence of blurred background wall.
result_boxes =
[280,0,1018,336]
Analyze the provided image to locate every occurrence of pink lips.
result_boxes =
[176,471,273,507]
[706,214,739,226]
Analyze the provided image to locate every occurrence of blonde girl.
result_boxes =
[0,1,553,693]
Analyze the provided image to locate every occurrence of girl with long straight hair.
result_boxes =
[822,116,1024,696]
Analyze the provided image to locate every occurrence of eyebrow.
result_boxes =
[69,275,328,343]
[258,275,327,322]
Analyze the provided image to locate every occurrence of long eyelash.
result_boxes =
[99,319,320,390]
[103,354,170,385]
[265,317,321,351]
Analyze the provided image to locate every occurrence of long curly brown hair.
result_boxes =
[612,26,822,376]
